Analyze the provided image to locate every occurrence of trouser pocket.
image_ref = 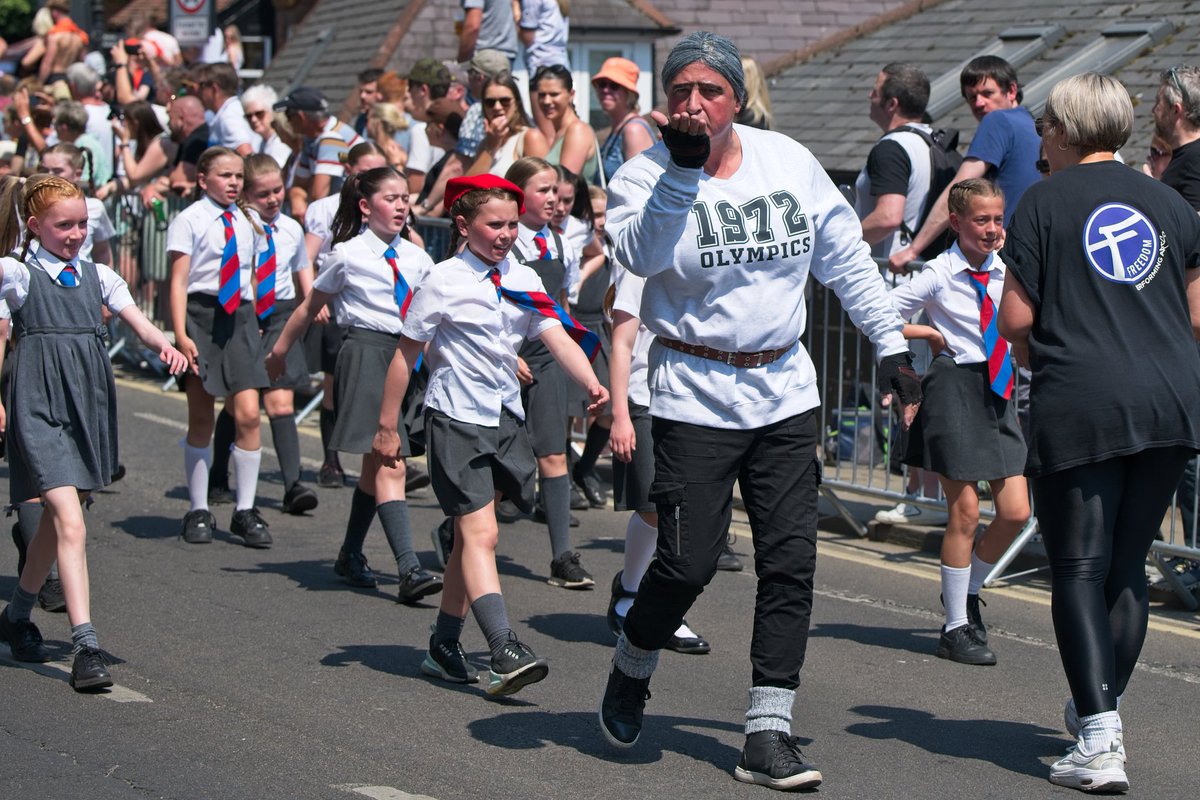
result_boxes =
[649,479,687,560]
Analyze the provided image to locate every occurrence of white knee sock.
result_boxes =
[968,551,993,595]
[184,444,212,511]
[941,564,970,630]
[231,446,262,511]
[619,514,658,617]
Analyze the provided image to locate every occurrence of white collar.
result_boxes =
[32,243,79,282]
[463,247,510,281]
[361,229,402,258]
[950,242,999,275]
[202,195,240,218]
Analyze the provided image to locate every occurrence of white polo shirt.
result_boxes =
[314,229,433,333]
[250,209,309,302]
[165,196,257,299]
[303,194,339,270]
[402,247,560,425]
[208,95,260,152]
[888,242,1008,366]
[0,244,134,314]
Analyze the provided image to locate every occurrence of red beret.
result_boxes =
[444,174,525,214]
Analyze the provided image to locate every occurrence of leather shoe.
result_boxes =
[607,571,637,638]
[570,485,590,511]
[70,646,113,691]
[717,540,744,571]
[334,549,377,588]
[318,461,345,488]
[573,467,608,508]
[282,482,319,515]
[666,621,711,655]
[397,567,443,604]
[0,610,52,663]
[405,464,432,492]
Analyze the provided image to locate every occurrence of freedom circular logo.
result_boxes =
[1082,202,1159,284]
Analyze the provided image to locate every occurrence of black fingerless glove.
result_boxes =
[659,123,710,169]
[878,352,923,407]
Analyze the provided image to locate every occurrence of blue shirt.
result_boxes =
[966,107,1041,224]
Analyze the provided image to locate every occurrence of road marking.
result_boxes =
[332,786,439,800]
[133,411,328,471]
[115,376,322,440]
[0,652,153,702]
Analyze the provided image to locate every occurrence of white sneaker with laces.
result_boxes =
[1049,738,1128,793]
[874,499,921,524]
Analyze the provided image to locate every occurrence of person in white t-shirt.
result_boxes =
[195,63,256,157]
[596,33,922,791]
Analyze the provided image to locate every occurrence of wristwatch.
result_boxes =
[20,116,32,126]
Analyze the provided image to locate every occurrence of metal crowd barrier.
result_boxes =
[812,258,1200,608]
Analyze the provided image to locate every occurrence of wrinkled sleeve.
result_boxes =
[608,149,701,279]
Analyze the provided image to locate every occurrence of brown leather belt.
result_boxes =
[656,336,792,368]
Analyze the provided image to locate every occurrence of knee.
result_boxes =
[995,499,1031,528]
[460,524,499,553]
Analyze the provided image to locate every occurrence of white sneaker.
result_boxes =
[874,500,922,524]
[1049,739,1128,793]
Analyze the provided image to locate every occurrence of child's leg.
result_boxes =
[39,486,91,630]
[369,454,423,578]
[229,388,263,511]
[538,453,572,558]
[319,373,341,476]
[455,501,510,654]
[939,476,980,631]
[618,510,658,616]
[184,379,217,511]
[264,388,303,491]
[972,475,1032,579]
[209,401,236,493]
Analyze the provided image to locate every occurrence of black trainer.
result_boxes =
[487,636,549,696]
[937,623,997,665]
[599,663,650,748]
[966,593,988,644]
[717,538,744,572]
[333,549,377,588]
[180,509,216,544]
[421,634,480,684]
[38,578,67,613]
[70,647,113,691]
[607,571,637,638]
[282,482,319,515]
[396,567,443,604]
[431,518,454,571]
[318,461,344,488]
[0,609,52,662]
[548,551,595,589]
[733,731,823,790]
[230,508,273,549]
[405,464,432,493]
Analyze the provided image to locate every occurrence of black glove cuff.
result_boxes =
[878,352,923,407]
[659,124,710,169]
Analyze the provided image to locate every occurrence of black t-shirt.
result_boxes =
[1002,161,1200,476]
[1162,138,1200,212]
[174,123,210,168]
[865,139,912,197]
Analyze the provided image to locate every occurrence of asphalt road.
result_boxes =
[1,374,1197,799]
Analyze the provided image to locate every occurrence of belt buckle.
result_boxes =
[753,352,765,368]
[725,350,737,366]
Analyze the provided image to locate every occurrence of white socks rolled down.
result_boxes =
[1078,711,1123,756]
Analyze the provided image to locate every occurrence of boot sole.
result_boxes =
[733,766,823,790]
[486,659,549,696]
[420,653,480,684]
[71,672,114,691]
[936,646,997,666]
[397,580,444,605]
[547,577,595,589]
[283,494,319,515]
[1049,768,1128,792]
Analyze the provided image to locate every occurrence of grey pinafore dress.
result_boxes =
[513,232,571,457]
[6,258,118,502]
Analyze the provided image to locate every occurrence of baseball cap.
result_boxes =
[406,58,451,90]
[273,86,329,113]
[469,49,510,79]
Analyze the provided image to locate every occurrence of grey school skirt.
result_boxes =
[330,326,410,456]
[425,407,537,517]
[259,298,311,392]
[185,294,269,396]
[520,350,571,457]
[903,356,1027,482]
[612,401,654,513]
[571,312,610,415]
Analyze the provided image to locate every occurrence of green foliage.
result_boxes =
[0,0,35,48]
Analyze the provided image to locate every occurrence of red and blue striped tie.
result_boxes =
[967,269,1014,399]
[385,246,413,319]
[218,210,241,314]
[59,263,79,287]
[533,230,552,260]
[255,224,276,319]
[489,268,599,362]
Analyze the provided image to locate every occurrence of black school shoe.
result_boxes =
[180,509,216,544]
[486,636,549,696]
[572,466,608,508]
[396,567,443,604]
[38,578,67,613]
[230,508,273,549]
[666,622,711,655]
[733,731,824,790]
[0,609,52,662]
[599,663,651,748]
[405,464,432,492]
[70,647,113,691]
[420,634,480,684]
[548,551,594,589]
[937,623,997,665]
[282,482,319,515]
[318,461,345,489]
[716,539,744,572]
[333,549,377,588]
[966,593,988,644]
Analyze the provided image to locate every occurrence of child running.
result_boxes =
[373,174,607,695]
[267,166,442,603]
[167,146,272,547]
[888,178,1030,665]
[209,154,319,515]
[0,174,187,690]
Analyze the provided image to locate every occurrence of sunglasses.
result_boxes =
[1034,116,1044,137]
[594,79,621,92]
[484,96,514,108]
[1169,67,1188,106]
[244,109,269,121]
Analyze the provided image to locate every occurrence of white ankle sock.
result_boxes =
[941,564,970,630]
[674,621,699,639]
[184,444,211,511]
[231,446,262,511]
[968,551,993,595]
[1078,711,1122,757]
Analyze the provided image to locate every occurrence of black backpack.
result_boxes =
[895,125,963,260]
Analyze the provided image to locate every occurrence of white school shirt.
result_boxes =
[208,95,261,151]
[81,197,115,263]
[0,243,134,315]
[888,242,1008,366]
[407,121,445,175]
[314,229,433,333]
[250,209,309,302]
[611,263,653,408]
[402,248,561,426]
[165,196,257,299]
[303,194,339,271]
[513,221,579,304]
[607,124,908,429]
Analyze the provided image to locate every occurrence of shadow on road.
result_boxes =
[525,612,613,647]
[846,704,1064,778]
[810,622,937,657]
[320,642,537,702]
[111,514,188,540]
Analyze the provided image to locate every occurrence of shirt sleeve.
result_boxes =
[608,147,701,279]
[0,257,30,310]
[312,248,349,295]
[165,210,197,255]
[289,234,310,274]
[519,0,540,29]
[96,262,135,314]
[304,203,329,239]
[90,202,116,243]
[887,258,942,320]
[965,112,1010,170]
[400,276,443,342]
[314,135,350,179]
[407,124,433,174]
[219,108,257,150]
[612,269,644,319]
[865,139,912,197]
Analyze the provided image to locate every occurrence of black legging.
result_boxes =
[1033,446,1191,718]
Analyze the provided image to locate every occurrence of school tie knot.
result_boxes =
[58,263,79,287]
[489,267,503,298]
[533,230,551,260]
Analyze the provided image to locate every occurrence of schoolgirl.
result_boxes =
[607,249,711,656]
[302,141,388,488]
[372,174,607,694]
[267,166,442,604]
[0,174,187,690]
[503,156,592,588]
[889,178,1030,665]
[209,154,318,515]
[166,146,272,548]
[38,142,115,266]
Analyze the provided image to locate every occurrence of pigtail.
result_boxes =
[0,176,25,259]
[11,175,83,261]
[237,196,263,236]
[329,173,365,246]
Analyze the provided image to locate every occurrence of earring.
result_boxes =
[1057,143,1070,151]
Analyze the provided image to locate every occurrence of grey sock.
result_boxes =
[340,487,376,554]
[71,621,98,655]
[471,593,513,657]
[613,633,660,680]
[16,502,55,579]
[540,474,572,558]
[269,414,302,489]
[377,500,419,574]
[7,586,38,622]
[210,408,236,488]
[319,407,338,465]
[433,611,467,646]
[745,686,795,735]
